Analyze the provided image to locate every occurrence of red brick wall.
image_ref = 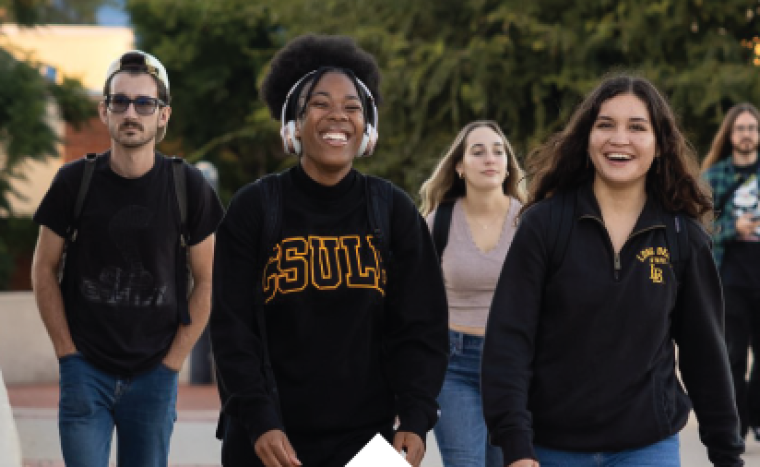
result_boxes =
[64,116,111,162]
[9,105,110,290]
[10,252,32,290]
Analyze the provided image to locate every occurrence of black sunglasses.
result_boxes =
[106,94,166,116]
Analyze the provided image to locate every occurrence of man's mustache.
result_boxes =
[120,122,143,131]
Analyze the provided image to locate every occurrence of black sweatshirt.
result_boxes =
[210,165,448,459]
[482,182,744,466]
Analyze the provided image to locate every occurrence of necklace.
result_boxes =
[474,216,500,230]
[464,203,509,231]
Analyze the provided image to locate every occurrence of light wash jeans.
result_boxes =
[535,434,680,467]
[58,352,178,467]
[433,330,503,467]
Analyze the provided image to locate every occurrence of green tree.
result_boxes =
[128,0,760,198]
[0,0,112,288]
[1,0,118,24]
[0,48,94,214]
[272,0,760,193]
[127,0,286,202]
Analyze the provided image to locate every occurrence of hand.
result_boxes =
[392,431,425,467]
[736,212,760,239]
[161,355,183,373]
[509,459,539,467]
[254,430,302,467]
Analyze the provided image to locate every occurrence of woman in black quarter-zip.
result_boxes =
[482,73,744,467]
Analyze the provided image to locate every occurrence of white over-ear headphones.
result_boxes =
[279,69,379,157]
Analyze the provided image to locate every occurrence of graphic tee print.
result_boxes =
[732,175,760,241]
[80,205,169,307]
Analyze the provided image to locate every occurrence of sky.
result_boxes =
[95,0,130,26]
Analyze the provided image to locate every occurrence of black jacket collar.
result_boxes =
[574,181,667,233]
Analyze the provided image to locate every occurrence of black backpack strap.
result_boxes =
[67,153,98,242]
[666,213,691,284]
[258,173,283,263]
[548,191,576,272]
[171,157,188,243]
[59,153,98,283]
[432,201,454,263]
[255,173,284,423]
[170,157,192,325]
[366,176,394,267]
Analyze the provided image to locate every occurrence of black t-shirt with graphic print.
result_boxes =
[722,162,760,288]
[34,152,224,376]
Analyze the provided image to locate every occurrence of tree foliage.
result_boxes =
[0,0,117,24]
[127,0,286,202]
[0,51,93,214]
[128,0,760,200]
[0,4,97,214]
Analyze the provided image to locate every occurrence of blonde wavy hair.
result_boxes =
[419,120,526,216]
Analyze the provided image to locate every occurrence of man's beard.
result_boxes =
[733,139,758,157]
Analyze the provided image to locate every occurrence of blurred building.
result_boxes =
[0,25,133,290]
[0,24,134,216]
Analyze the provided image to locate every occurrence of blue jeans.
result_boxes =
[433,330,503,467]
[535,434,680,467]
[58,353,178,467]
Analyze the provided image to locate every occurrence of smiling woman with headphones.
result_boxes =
[210,34,449,467]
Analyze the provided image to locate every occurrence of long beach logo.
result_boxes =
[636,246,669,284]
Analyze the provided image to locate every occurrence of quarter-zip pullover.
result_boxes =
[483,182,743,467]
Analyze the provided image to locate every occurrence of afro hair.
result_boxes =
[260,34,381,120]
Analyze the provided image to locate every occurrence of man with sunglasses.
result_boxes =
[30,50,224,466]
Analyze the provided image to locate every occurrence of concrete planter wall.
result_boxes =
[0,292,189,384]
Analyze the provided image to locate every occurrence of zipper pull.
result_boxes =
[614,253,621,281]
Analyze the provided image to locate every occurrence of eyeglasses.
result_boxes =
[733,124,759,133]
[106,94,166,115]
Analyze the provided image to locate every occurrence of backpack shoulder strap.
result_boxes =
[256,173,284,262]
[169,156,193,325]
[253,172,284,422]
[170,157,188,245]
[68,152,98,242]
[366,175,394,264]
[666,213,691,284]
[548,191,576,271]
[432,200,454,263]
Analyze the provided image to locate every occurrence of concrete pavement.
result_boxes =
[7,383,760,466]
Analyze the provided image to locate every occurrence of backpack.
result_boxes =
[430,193,691,282]
[431,200,455,263]
[61,152,192,325]
[547,191,691,283]
[215,171,395,440]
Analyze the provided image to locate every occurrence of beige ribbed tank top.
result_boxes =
[427,197,521,332]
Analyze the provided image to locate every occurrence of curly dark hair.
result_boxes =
[260,34,381,123]
[524,72,713,226]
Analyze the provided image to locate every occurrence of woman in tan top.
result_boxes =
[420,121,526,467]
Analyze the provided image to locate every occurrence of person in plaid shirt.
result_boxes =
[702,102,760,442]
